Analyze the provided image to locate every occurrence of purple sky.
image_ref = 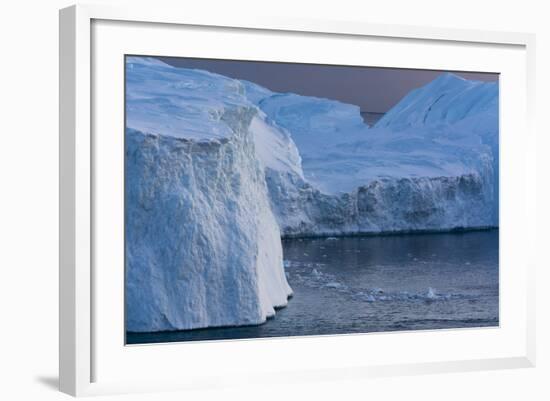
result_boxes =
[157,57,498,113]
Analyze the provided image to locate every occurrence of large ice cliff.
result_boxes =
[125,58,292,332]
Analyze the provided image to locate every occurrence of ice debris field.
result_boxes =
[125,57,498,332]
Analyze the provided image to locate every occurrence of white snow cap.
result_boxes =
[376,72,498,129]
[126,56,251,140]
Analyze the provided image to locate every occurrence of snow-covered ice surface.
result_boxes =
[125,57,498,332]
[125,57,292,332]
[248,73,499,236]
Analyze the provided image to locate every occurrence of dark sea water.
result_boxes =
[127,230,499,344]
[361,111,385,126]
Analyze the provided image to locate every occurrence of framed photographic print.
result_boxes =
[59,4,536,396]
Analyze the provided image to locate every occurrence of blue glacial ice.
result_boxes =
[247,73,499,235]
[125,57,498,331]
[125,58,292,332]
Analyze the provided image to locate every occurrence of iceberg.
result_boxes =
[125,57,498,332]
[249,73,499,235]
[125,58,292,332]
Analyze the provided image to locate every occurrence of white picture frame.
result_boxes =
[59,4,536,397]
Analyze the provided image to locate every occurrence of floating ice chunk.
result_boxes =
[426,287,437,300]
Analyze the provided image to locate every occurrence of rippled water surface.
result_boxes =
[127,230,498,344]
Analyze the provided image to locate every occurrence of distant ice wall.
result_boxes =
[375,72,499,226]
[250,73,499,235]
